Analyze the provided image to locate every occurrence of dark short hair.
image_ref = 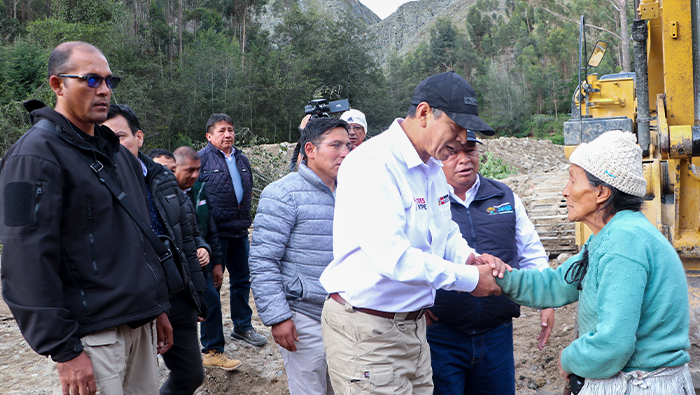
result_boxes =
[299,118,349,161]
[106,104,141,135]
[47,42,104,78]
[206,113,234,135]
[585,170,644,221]
[147,148,174,160]
[406,104,443,119]
[173,146,200,163]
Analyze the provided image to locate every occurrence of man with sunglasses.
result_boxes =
[250,118,350,395]
[0,42,172,395]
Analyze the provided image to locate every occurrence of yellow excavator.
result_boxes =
[563,0,700,387]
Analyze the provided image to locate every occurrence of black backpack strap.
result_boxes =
[35,119,185,294]
[34,119,172,262]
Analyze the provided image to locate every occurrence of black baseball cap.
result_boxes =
[411,71,495,136]
[467,130,483,144]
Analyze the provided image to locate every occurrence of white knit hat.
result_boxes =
[569,130,647,197]
[340,109,367,132]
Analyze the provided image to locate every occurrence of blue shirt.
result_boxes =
[140,159,166,236]
[225,151,243,204]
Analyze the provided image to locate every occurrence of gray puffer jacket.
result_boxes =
[250,163,335,325]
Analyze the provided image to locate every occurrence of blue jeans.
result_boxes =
[427,321,515,395]
[220,235,253,333]
[199,271,225,353]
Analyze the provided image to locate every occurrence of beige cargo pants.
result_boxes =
[50,321,159,395]
[321,297,433,395]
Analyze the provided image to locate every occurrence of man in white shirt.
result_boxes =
[319,71,507,394]
[426,131,554,395]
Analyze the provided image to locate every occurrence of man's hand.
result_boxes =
[271,319,299,352]
[537,308,555,350]
[155,313,173,354]
[470,264,503,297]
[425,310,439,326]
[299,114,312,131]
[197,293,208,323]
[197,248,210,267]
[212,264,224,289]
[57,351,96,395]
[473,253,512,278]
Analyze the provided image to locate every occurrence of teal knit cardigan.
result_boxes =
[497,210,690,378]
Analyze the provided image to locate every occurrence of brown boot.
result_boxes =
[202,350,242,371]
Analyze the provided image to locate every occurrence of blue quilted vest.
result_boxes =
[430,175,521,335]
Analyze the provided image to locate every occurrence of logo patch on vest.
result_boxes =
[414,197,427,210]
[438,194,449,206]
[198,199,207,206]
[486,202,513,215]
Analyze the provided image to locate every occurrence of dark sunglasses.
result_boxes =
[57,74,121,89]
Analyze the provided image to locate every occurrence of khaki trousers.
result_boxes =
[51,321,159,395]
[321,297,433,395]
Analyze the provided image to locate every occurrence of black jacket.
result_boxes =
[140,153,207,307]
[0,102,170,363]
[198,143,253,238]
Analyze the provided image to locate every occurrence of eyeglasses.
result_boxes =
[58,74,121,89]
[323,142,353,152]
[348,125,364,132]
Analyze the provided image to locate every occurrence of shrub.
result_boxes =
[480,151,517,179]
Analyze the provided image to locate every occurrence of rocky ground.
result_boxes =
[0,137,580,394]
[0,277,577,395]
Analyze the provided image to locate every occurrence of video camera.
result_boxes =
[304,99,350,118]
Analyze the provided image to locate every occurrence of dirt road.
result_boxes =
[0,267,576,395]
[0,137,579,394]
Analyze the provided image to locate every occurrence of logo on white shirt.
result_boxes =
[414,197,427,210]
[438,194,449,206]
[486,202,514,215]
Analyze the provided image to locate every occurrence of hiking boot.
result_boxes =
[202,350,242,371]
[231,328,268,346]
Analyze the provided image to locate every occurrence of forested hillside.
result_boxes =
[0,0,634,154]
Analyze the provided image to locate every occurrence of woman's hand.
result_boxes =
[558,349,569,382]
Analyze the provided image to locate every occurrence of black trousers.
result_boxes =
[160,293,204,395]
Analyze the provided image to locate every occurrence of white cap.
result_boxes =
[340,109,367,132]
[569,130,646,197]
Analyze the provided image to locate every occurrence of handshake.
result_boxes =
[467,253,511,297]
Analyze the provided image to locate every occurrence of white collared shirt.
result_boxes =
[319,119,479,312]
[452,177,549,271]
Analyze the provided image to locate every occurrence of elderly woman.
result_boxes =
[496,130,692,394]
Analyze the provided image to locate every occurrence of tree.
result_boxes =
[534,0,632,71]
[0,39,46,105]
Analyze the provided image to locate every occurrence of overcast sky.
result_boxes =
[359,0,413,19]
